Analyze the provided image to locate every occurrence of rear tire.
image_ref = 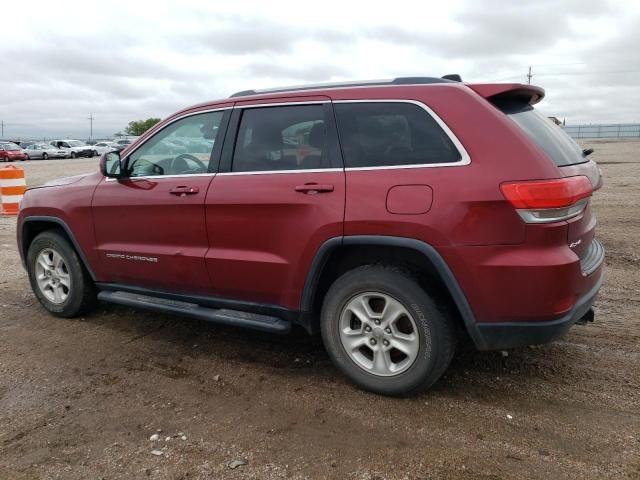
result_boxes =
[321,265,456,397]
[27,230,97,317]
[42,152,48,160]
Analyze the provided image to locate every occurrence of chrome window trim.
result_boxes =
[106,99,470,180]
[104,173,215,182]
[217,168,343,177]
[235,100,329,108]
[333,99,471,170]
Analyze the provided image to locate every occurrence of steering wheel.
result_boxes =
[169,153,207,174]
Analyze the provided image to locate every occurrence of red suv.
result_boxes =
[17,77,604,396]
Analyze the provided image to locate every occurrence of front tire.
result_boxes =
[321,265,455,397]
[42,152,48,160]
[27,230,97,317]
[70,152,77,159]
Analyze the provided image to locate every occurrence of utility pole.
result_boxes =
[88,113,94,139]
[527,66,533,84]
[1,120,4,137]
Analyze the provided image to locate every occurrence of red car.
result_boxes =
[17,77,604,396]
[0,142,27,161]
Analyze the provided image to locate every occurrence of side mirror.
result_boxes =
[100,151,125,178]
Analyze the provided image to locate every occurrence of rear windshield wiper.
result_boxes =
[583,148,594,157]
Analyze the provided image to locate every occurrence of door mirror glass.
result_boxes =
[100,151,123,178]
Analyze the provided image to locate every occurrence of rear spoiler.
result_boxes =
[467,83,545,106]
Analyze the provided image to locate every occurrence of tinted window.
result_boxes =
[232,105,328,172]
[127,111,224,177]
[496,100,585,166]
[334,102,461,168]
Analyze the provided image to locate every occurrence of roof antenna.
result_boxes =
[442,74,462,82]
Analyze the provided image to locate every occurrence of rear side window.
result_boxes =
[233,104,329,172]
[334,102,461,168]
[496,100,585,166]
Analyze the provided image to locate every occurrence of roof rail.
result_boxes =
[229,76,461,98]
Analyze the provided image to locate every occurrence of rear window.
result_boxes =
[334,102,461,168]
[496,99,585,166]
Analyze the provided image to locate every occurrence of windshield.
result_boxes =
[67,140,86,147]
[0,143,21,151]
[496,99,585,167]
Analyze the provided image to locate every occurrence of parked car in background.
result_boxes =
[23,143,68,160]
[93,141,118,154]
[49,140,97,158]
[0,142,27,161]
[113,138,137,152]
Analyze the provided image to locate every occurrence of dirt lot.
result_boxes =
[1,142,639,479]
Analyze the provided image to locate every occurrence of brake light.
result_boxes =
[500,176,593,223]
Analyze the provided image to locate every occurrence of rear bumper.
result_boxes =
[475,272,603,350]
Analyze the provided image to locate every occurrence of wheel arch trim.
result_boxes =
[20,216,97,281]
[301,235,486,349]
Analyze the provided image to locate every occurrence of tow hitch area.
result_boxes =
[576,308,595,325]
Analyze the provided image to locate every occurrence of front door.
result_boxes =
[204,99,346,309]
[92,107,231,294]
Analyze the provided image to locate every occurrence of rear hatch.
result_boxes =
[472,84,602,270]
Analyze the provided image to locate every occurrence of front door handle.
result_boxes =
[295,183,334,194]
[170,186,199,196]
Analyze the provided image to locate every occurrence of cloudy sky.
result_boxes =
[2,0,639,139]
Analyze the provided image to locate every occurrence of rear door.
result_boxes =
[204,98,345,309]
[92,107,231,293]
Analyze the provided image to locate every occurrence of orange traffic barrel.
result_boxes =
[0,165,27,215]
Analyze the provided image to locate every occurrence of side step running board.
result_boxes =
[97,291,291,334]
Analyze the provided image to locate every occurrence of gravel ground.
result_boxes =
[0,141,639,479]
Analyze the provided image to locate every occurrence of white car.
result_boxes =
[49,140,97,158]
[93,141,118,154]
[23,143,69,160]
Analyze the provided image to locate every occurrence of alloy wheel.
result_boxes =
[339,292,420,376]
[35,248,71,304]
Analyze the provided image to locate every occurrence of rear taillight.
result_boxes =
[500,176,593,223]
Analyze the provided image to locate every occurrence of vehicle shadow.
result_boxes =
[80,303,575,399]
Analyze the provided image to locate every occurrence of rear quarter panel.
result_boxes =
[331,84,561,247]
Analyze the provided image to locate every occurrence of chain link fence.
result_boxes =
[564,124,640,139]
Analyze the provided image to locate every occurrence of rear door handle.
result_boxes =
[169,186,199,196]
[295,183,334,194]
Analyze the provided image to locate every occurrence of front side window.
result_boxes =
[232,104,329,172]
[126,111,224,177]
[334,102,461,168]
